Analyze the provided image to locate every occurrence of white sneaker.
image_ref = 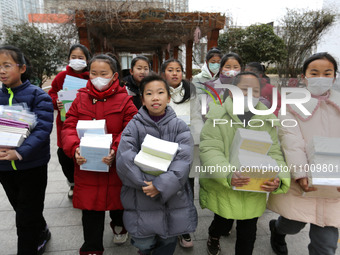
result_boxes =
[112,225,128,244]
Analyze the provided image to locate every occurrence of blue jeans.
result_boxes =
[276,216,339,255]
[131,235,177,255]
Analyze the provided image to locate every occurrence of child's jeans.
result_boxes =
[275,216,338,255]
[131,235,177,255]
[209,213,258,255]
[0,165,48,255]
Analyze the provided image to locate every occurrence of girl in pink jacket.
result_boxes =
[268,52,340,255]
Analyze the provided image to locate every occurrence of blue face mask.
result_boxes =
[208,63,220,74]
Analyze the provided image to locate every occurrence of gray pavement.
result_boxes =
[0,111,339,255]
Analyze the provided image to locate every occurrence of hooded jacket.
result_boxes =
[116,106,197,238]
[0,80,54,171]
[192,62,216,95]
[199,97,290,220]
[61,78,137,211]
[48,65,89,148]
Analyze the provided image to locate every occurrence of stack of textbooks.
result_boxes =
[134,134,179,176]
[304,136,340,198]
[230,128,279,193]
[77,119,111,172]
[58,75,88,121]
[0,105,36,148]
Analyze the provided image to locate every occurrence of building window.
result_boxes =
[51,8,57,14]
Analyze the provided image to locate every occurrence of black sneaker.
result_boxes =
[269,220,288,255]
[37,226,51,255]
[207,235,220,255]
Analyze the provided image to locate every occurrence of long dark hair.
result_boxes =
[0,45,32,82]
[160,59,196,104]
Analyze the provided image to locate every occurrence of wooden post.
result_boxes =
[207,28,219,50]
[165,49,170,60]
[152,54,159,73]
[78,27,90,51]
[186,40,193,79]
[173,46,179,59]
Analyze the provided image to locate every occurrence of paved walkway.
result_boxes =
[0,111,339,255]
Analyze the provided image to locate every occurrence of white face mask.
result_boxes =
[69,59,87,71]
[244,96,260,112]
[306,77,334,96]
[222,69,240,77]
[91,76,113,91]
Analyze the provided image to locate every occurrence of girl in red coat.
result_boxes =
[48,44,90,198]
[61,54,138,255]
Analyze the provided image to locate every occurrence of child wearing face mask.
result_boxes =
[61,54,138,255]
[268,52,340,255]
[200,72,290,255]
[48,44,90,198]
[201,53,243,116]
[192,47,222,95]
[123,55,151,109]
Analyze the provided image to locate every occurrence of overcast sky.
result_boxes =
[189,0,324,26]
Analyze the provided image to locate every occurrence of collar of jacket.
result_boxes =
[206,96,279,127]
[287,89,340,121]
[135,105,177,126]
[1,79,30,94]
[66,65,89,78]
[123,75,140,95]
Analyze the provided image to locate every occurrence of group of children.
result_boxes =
[0,43,339,255]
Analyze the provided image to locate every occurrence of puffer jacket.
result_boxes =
[116,106,198,238]
[192,62,216,95]
[267,89,340,228]
[48,65,89,148]
[61,78,137,211]
[0,80,54,171]
[199,97,290,220]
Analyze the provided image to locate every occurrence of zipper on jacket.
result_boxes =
[7,88,17,170]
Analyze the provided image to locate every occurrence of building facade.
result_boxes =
[0,0,43,29]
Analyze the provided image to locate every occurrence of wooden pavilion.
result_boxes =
[75,9,225,78]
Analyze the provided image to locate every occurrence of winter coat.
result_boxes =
[48,66,89,148]
[192,62,217,95]
[116,106,198,239]
[267,89,340,228]
[0,80,54,171]
[199,97,290,220]
[168,82,204,145]
[122,74,142,110]
[61,78,138,211]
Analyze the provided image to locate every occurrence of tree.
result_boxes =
[218,24,287,65]
[277,9,335,85]
[1,23,69,87]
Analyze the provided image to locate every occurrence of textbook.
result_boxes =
[230,128,273,158]
[79,134,112,172]
[306,136,340,187]
[63,75,87,91]
[57,89,79,121]
[0,132,25,148]
[230,151,279,193]
[229,129,279,193]
[134,134,179,176]
[76,119,107,139]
